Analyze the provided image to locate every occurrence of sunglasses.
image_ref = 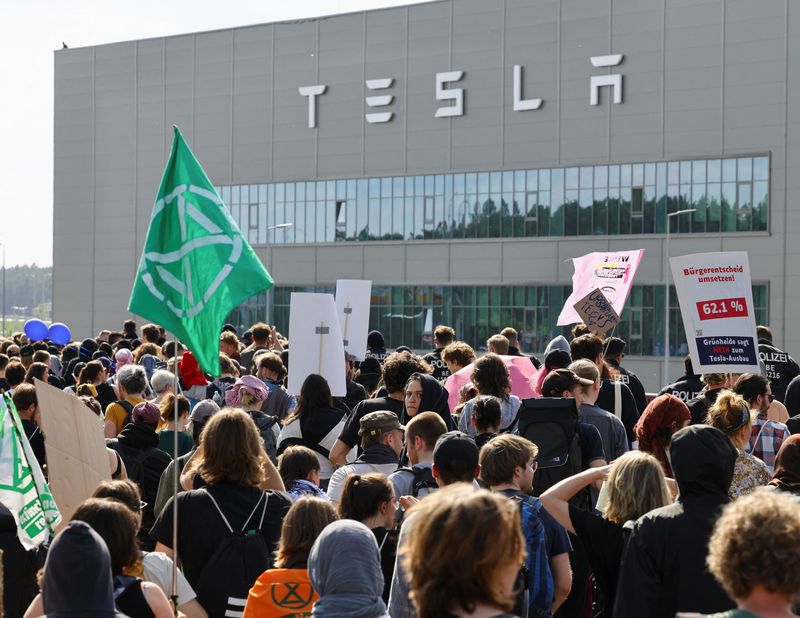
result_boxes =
[767,394,775,403]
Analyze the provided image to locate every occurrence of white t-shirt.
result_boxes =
[327,462,398,502]
[142,551,196,606]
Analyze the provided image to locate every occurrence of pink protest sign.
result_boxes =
[557,249,645,326]
[444,355,538,412]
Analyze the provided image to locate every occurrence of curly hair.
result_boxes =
[470,354,510,399]
[402,484,524,618]
[381,351,432,393]
[707,489,800,601]
[441,342,476,368]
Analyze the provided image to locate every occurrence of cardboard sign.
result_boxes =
[670,252,759,373]
[34,378,110,525]
[335,279,372,361]
[573,288,621,335]
[288,293,347,397]
[558,249,644,325]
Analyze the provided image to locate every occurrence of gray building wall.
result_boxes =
[54,0,800,389]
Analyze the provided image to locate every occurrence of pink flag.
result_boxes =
[557,249,645,326]
[444,355,538,412]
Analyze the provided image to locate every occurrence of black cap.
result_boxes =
[544,349,571,371]
[222,323,237,335]
[541,368,594,397]
[433,431,479,473]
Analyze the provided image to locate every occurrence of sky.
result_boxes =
[0,0,433,267]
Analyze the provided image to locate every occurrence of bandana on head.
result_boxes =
[225,374,270,408]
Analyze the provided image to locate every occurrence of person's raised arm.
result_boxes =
[260,452,285,492]
[540,465,611,534]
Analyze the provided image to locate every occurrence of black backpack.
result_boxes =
[512,398,590,510]
[397,465,438,498]
[195,488,271,618]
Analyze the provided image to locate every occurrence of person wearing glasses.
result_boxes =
[478,434,573,616]
[704,391,770,499]
[733,373,790,473]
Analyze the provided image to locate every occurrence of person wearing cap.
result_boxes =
[388,430,482,618]
[534,347,572,397]
[603,336,648,415]
[106,400,171,551]
[153,398,220,518]
[326,411,405,503]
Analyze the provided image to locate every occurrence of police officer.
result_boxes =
[757,325,799,403]
[659,355,704,403]
[423,325,456,382]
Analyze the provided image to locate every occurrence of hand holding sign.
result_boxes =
[573,288,621,336]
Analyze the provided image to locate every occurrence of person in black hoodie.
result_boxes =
[614,425,737,618]
[658,355,704,403]
[365,330,389,364]
[106,401,171,551]
[36,520,126,617]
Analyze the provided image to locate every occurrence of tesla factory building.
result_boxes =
[53,0,800,389]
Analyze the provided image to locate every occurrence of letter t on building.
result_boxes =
[299,85,327,128]
[589,54,624,106]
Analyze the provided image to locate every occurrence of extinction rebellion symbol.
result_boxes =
[138,183,244,319]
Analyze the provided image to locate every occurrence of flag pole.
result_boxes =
[171,338,179,616]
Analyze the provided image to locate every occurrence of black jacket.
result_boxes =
[614,425,737,618]
[596,379,639,445]
[608,360,648,414]
[107,422,171,551]
[687,387,726,425]
[658,374,704,404]
[758,339,800,403]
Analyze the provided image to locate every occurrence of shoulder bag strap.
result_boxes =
[239,491,268,532]
[201,488,234,533]
[746,420,768,455]
[614,381,622,419]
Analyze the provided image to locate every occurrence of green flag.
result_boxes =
[129,126,274,376]
[0,396,61,550]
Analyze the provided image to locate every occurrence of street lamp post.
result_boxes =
[664,208,696,384]
[0,243,5,337]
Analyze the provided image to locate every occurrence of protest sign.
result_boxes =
[0,395,60,549]
[558,249,644,326]
[335,279,372,361]
[670,252,759,373]
[573,288,621,336]
[288,293,347,397]
[35,378,110,524]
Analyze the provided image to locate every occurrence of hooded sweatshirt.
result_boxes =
[400,373,455,430]
[614,425,737,618]
[308,520,388,618]
[42,521,125,617]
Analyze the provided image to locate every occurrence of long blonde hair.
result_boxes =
[602,451,673,524]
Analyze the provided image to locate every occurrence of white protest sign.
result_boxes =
[573,288,621,336]
[335,279,372,361]
[670,252,759,373]
[35,378,110,525]
[288,293,347,397]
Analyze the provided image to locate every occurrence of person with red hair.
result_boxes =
[633,394,691,477]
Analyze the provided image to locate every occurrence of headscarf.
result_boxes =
[178,351,208,387]
[114,349,134,373]
[770,434,800,489]
[308,519,387,618]
[42,521,122,617]
[634,394,691,477]
[402,372,455,430]
[225,374,270,408]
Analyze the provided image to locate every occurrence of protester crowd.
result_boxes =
[2,318,800,618]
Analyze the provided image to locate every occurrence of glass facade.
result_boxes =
[228,283,768,357]
[220,155,769,245]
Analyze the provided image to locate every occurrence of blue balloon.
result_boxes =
[48,322,72,346]
[24,319,49,342]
